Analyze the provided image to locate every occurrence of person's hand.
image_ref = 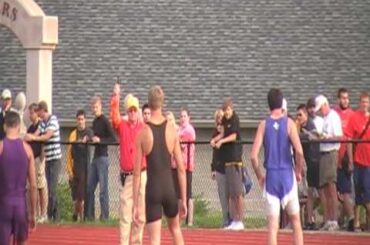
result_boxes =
[179,199,187,219]
[347,162,354,175]
[215,140,223,149]
[211,171,216,180]
[295,168,302,183]
[132,205,139,225]
[113,83,121,96]
[24,134,34,142]
[257,175,265,188]
[210,139,216,148]
[92,136,100,143]
[29,216,36,233]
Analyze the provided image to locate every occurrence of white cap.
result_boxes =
[314,95,329,112]
[1,89,11,99]
[282,98,287,112]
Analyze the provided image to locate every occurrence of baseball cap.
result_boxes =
[1,89,11,99]
[282,98,287,112]
[314,95,329,112]
[124,94,139,111]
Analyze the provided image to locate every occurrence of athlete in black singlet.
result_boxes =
[133,86,186,245]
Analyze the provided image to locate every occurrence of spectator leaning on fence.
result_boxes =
[345,91,370,232]
[314,95,343,231]
[211,98,245,231]
[66,110,93,222]
[178,107,196,226]
[296,103,320,230]
[110,83,147,245]
[86,95,116,221]
[210,108,231,228]
[25,100,62,222]
[27,102,48,224]
[251,88,304,245]
[334,88,355,231]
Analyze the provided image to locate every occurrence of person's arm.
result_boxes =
[322,113,343,141]
[345,115,355,172]
[133,128,145,224]
[215,115,240,148]
[210,126,224,147]
[66,130,76,180]
[250,120,265,187]
[288,118,304,182]
[173,128,188,218]
[24,141,37,231]
[110,93,122,133]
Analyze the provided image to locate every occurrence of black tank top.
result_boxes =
[146,120,172,176]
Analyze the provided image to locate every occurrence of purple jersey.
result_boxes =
[263,116,294,200]
[0,138,29,244]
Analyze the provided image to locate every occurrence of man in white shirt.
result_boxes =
[314,95,343,231]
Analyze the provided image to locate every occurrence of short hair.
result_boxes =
[148,86,164,110]
[180,107,190,116]
[306,97,316,109]
[267,88,283,111]
[37,101,48,112]
[76,109,85,118]
[91,95,102,105]
[4,111,20,128]
[28,102,38,112]
[360,91,370,100]
[142,103,150,112]
[222,98,234,111]
[296,103,306,111]
[337,88,348,98]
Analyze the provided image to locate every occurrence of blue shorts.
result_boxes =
[336,167,352,194]
[0,199,28,245]
[353,164,370,206]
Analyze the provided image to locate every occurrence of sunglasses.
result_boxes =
[296,113,303,117]
[128,108,138,113]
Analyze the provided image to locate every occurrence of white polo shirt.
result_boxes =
[320,109,342,152]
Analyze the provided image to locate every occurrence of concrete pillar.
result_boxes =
[26,49,53,112]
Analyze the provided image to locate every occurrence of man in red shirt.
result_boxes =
[334,88,355,230]
[345,91,370,231]
[110,83,147,245]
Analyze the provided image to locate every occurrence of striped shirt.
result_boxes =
[38,115,62,161]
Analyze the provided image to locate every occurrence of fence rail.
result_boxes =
[49,140,369,228]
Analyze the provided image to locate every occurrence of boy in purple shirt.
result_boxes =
[0,111,37,245]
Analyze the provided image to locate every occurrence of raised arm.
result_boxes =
[110,87,122,132]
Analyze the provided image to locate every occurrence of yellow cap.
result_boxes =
[124,94,139,111]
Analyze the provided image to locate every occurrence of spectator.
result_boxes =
[210,108,230,227]
[27,103,48,224]
[296,104,320,230]
[334,88,355,230]
[142,103,151,123]
[0,88,14,140]
[250,88,304,245]
[86,95,116,221]
[66,110,93,222]
[211,99,245,231]
[315,95,343,231]
[110,83,147,245]
[178,108,196,226]
[25,100,62,222]
[345,91,370,232]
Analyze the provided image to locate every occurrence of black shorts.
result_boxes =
[172,169,192,200]
[306,160,319,189]
[146,172,179,223]
[70,170,86,202]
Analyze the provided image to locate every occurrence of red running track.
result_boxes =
[29,225,370,245]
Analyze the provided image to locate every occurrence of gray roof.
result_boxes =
[1,0,370,126]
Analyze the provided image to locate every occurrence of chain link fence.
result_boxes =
[53,140,369,228]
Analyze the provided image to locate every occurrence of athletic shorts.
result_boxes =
[264,170,300,217]
[225,164,244,198]
[353,163,370,206]
[0,200,28,245]
[319,151,337,188]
